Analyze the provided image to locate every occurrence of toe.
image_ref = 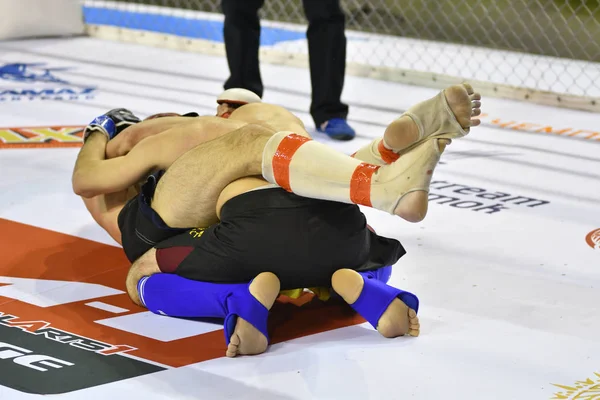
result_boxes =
[408,328,420,337]
[226,340,239,358]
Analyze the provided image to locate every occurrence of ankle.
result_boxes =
[383,116,420,151]
[394,191,429,222]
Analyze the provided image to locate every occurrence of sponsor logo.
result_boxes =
[0,341,73,372]
[0,218,366,394]
[189,227,206,238]
[0,313,135,356]
[585,228,600,250]
[0,63,96,102]
[552,372,600,399]
[0,319,162,395]
[0,126,84,149]
[428,180,550,214]
[479,113,600,142]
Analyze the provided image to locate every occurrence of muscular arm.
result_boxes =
[105,116,189,158]
[74,117,248,198]
[72,132,156,198]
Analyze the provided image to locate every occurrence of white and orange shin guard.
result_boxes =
[262,132,374,205]
[261,132,442,214]
[351,138,402,166]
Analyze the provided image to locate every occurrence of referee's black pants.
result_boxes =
[221,0,349,127]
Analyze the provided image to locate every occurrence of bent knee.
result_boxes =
[126,248,160,306]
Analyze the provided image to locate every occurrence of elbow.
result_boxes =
[72,171,98,198]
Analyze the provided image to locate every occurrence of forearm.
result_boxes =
[106,117,189,158]
[72,132,154,198]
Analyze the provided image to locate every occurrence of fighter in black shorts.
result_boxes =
[122,173,420,358]
[77,82,482,357]
[76,98,421,357]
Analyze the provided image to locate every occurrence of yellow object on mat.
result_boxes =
[280,287,331,302]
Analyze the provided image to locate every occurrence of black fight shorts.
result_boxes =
[117,171,188,262]
[154,187,406,290]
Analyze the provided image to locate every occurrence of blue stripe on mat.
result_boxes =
[82,6,306,45]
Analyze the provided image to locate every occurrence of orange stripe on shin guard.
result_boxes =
[350,163,381,207]
[377,140,400,164]
[272,133,311,192]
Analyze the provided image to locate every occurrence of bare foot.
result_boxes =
[444,83,482,132]
[331,269,419,338]
[377,300,420,338]
[225,272,280,358]
[383,83,481,152]
[380,84,481,222]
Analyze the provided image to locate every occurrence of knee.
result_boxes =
[125,265,144,306]
[125,248,160,306]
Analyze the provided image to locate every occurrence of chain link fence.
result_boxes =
[82,0,600,111]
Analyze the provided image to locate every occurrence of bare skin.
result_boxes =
[125,248,281,358]
[74,102,309,231]
[225,272,280,358]
[72,115,249,239]
[76,82,481,258]
[85,84,480,233]
[82,186,138,244]
[331,269,420,338]
[77,85,482,363]
[228,102,310,137]
[91,94,485,357]
[150,102,311,228]
[106,116,189,159]
[106,100,246,159]
[150,83,481,228]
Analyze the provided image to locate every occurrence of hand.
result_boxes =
[83,108,141,142]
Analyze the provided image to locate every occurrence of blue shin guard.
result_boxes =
[368,265,393,285]
[352,270,420,329]
[137,274,270,345]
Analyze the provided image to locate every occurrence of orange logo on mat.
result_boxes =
[0,126,84,148]
[0,218,364,370]
[586,229,600,250]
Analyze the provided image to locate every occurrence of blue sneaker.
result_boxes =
[317,118,356,141]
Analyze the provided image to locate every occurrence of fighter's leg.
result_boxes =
[81,186,137,244]
[149,120,434,229]
[125,248,160,306]
[382,83,480,154]
[150,123,276,228]
[331,268,420,338]
[350,84,481,220]
[153,85,478,228]
[353,84,480,166]
[125,247,280,357]
[260,85,482,222]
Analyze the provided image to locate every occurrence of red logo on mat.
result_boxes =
[0,126,84,149]
[586,228,600,250]
[0,219,364,371]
